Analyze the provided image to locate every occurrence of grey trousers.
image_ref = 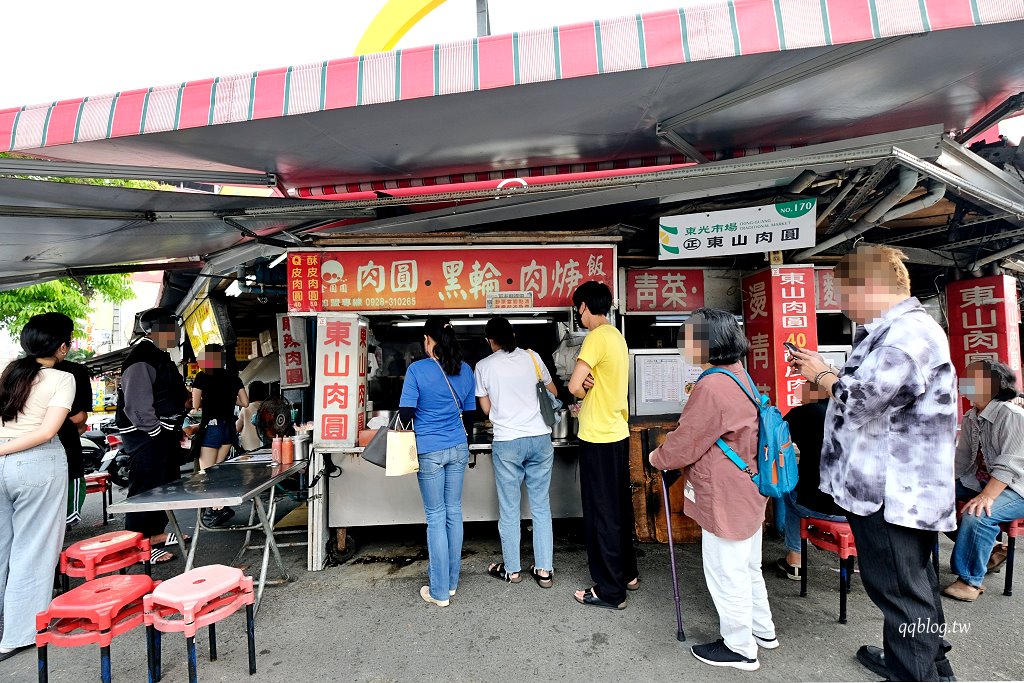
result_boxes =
[0,439,68,649]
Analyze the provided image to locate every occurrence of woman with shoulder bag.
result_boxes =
[0,315,76,661]
[475,316,557,588]
[399,316,476,607]
[649,308,776,672]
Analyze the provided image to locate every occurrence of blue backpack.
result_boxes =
[698,368,798,498]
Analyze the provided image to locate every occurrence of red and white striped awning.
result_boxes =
[2,1,1023,192]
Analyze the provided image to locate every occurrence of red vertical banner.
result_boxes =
[947,275,1022,407]
[742,267,819,414]
[313,314,367,448]
[288,253,322,313]
[276,314,311,389]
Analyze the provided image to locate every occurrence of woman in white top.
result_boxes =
[475,317,557,588]
[0,315,76,661]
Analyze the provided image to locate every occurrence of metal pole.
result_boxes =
[476,0,490,36]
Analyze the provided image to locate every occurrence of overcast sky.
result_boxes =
[0,0,690,109]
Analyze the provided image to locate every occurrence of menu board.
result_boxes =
[630,351,701,417]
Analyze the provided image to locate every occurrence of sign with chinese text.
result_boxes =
[313,314,368,449]
[287,246,616,312]
[183,297,224,352]
[625,268,706,313]
[742,266,819,415]
[659,200,817,260]
[947,275,1021,410]
[276,315,310,389]
[814,267,841,312]
[486,291,534,309]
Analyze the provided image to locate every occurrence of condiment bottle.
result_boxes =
[271,436,283,463]
[281,436,294,465]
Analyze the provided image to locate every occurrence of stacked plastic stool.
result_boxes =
[800,517,858,624]
[84,472,114,525]
[36,574,158,683]
[145,564,256,683]
[60,530,152,593]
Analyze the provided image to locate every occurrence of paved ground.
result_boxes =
[4,489,1023,682]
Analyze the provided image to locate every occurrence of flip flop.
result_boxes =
[574,587,626,610]
[162,532,190,547]
[487,562,522,583]
[627,576,641,591]
[150,547,177,564]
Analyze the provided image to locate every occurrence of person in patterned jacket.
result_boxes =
[790,245,957,682]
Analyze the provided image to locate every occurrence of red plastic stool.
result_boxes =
[36,574,158,683]
[145,565,256,683]
[800,517,858,623]
[84,472,113,525]
[60,531,152,593]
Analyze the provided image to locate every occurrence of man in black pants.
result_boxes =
[568,281,637,610]
[791,246,957,681]
[115,308,189,563]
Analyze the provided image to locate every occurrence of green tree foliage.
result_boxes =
[0,275,134,338]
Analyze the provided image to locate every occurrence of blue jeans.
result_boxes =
[783,489,847,554]
[417,443,469,601]
[0,439,68,648]
[491,435,555,574]
[952,481,1024,587]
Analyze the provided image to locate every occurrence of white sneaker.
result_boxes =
[420,585,450,607]
[754,634,780,650]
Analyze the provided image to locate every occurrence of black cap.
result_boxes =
[137,307,179,336]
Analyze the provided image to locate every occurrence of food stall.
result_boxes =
[281,242,617,569]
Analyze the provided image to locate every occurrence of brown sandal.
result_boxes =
[530,566,553,589]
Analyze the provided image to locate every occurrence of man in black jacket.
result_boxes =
[115,308,189,562]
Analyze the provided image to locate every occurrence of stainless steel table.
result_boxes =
[109,457,307,612]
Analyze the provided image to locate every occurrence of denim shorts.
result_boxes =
[201,421,238,448]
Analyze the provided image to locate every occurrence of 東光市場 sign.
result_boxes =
[658,199,817,260]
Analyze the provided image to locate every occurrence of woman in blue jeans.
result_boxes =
[0,315,76,661]
[400,316,476,607]
[945,359,1024,602]
[475,317,557,588]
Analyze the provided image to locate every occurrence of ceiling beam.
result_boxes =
[0,157,277,186]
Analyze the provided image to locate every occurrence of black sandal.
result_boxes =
[487,562,522,583]
[150,547,177,564]
[574,587,626,610]
[530,565,553,589]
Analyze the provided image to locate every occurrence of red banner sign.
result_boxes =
[276,315,310,389]
[313,315,368,448]
[814,267,841,312]
[947,275,1022,407]
[287,246,616,312]
[742,267,819,414]
[625,268,705,312]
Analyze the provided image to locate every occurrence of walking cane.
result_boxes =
[661,469,686,642]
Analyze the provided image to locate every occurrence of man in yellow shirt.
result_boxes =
[568,281,637,609]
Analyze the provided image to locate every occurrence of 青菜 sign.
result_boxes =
[658,200,817,260]
[287,246,616,312]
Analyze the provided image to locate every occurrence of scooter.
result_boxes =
[98,432,130,488]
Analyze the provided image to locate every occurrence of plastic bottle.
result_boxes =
[271,436,283,464]
[281,436,294,465]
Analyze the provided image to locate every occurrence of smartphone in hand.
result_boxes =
[783,341,800,359]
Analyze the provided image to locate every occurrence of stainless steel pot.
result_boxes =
[551,409,571,440]
[368,410,397,426]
